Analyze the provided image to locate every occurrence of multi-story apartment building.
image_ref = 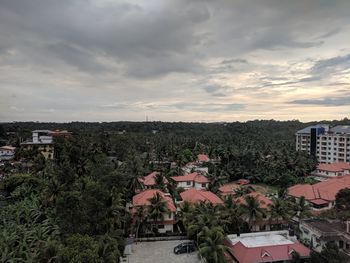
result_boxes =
[296,125,350,163]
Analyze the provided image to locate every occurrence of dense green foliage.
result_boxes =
[0,120,322,261]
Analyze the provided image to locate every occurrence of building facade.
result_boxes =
[0,146,16,161]
[296,125,350,163]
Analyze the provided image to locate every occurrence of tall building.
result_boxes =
[296,125,350,163]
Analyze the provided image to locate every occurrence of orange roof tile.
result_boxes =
[288,175,350,203]
[218,183,241,195]
[197,154,210,162]
[236,192,272,209]
[180,188,223,205]
[132,189,176,212]
[139,172,168,187]
[171,172,210,184]
[317,162,350,172]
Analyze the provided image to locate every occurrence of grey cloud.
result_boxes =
[311,54,350,76]
[289,96,350,107]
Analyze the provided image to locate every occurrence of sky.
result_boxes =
[0,0,350,122]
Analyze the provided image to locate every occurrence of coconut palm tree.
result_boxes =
[240,195,265,231]
[268,198,292,229]
[134,205,148,239]
[199,226,229,263]
[147,192,169,233]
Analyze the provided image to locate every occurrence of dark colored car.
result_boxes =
[173,241,196,254]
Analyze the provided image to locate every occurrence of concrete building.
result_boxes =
[296,125,350,163]
[21,130,71,160]
[131,189,176,234]
[226,231,310,263]
[299,219,350,255]
[0,146,16,161]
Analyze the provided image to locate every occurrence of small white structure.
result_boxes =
[0,146,16,161]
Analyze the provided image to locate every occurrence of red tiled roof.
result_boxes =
[317,162,350,172]
[171,172,210,183]
[230,241,310,263]
[197,154,210,162]
[180,188,223,205]
[288,175,350,203]
[218,183,241,195]
[132,189,176,212]
[139,172,168,187]
[236,192,272,209]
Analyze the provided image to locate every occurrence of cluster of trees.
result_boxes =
[0,120,344,262]
[178,191,313,263]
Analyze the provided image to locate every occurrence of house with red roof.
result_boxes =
[197,154,210,163]
[171,172,210,190]
[312,162,350,178]
[288,175,350,211]
[179,188,223,205]
[218,180,251,196]
[226,231,311,263]
[138,171,168,190]
[131,189,176,233]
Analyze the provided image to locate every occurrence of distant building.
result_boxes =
[299,219,350,254]
[131,189,176,233]
[226,231,311,263]
[218,180,251,196]
[171,172,209,190]
[288,175,350,211]
[296,124,350,163]
[196,154,210,163]
[21,130,71,159]
[311,162,350,178]
[179,188,223,205]
[182,162,209,175]
[0,146,16,161]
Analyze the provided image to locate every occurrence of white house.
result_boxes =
[171,172,210,190]
[0,146,16,161]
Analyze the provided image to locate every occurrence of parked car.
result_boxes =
[173,241,196,254]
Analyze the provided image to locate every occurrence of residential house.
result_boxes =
[0,146,16,161]
[288,175,350,211]
[131,189,176,233]
[138,171,168,190]
[311,162,350,178]
[226,231,311,263]
[299,219,350,254]
[179,188,223,205]
[171,172,209,190]
[196,154,210,163]
[218,180,251,196]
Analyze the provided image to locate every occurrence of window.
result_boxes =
[186,181,191,186]
[168,213,172,219]
[202,183,206,187]
[158,225,165,229]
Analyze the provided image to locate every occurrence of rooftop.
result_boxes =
[180,188,223,205]
[132,189,176,212]
[296,124,329,134]
[288,175,350,202]
[330,125,350,134]
[227,231,311,263]
[228,231,294,247]
[139,171,168,187]
[171,172,209,183]
[197,154,210,162]
[317,162,350,172]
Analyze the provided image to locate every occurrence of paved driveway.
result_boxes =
[128,240,202,263]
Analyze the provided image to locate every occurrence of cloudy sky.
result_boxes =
[0,0,350,122]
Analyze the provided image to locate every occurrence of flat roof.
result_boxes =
[228,231,294,248]
[296,124,329,134]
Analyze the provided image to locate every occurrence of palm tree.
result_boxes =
[268,198,291,229]
[199,226,229,263]
[134,205,148,239]
[293,196,311,221]
[240,195,265,231]
[147,192,169,233]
